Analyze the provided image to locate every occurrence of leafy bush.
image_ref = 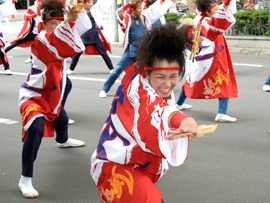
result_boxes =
[183,14,195,19]
[164,12,180,26]
[232,9,270,36]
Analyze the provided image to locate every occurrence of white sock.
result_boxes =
[18,175,39,198]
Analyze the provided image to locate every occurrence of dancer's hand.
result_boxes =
[166,117,197,141]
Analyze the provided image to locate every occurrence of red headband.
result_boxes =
[206,3,218,12]
[146,67,180,71]
[130,3,142,10]
[84,0,93,2]
[200,3,218,23]
[43,17,64,23]
[139,64,180,77]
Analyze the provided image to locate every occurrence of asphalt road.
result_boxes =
[1,21,270,203]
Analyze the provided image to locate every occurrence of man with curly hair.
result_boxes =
[99,0,172,98]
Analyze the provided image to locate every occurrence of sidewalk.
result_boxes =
[3,8,270,56]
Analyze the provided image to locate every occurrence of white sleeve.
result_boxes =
[92,0,113,16]
[142,0,172,25]
[75,8,92,36]
[0,1,16,19]
[229,0,237,14]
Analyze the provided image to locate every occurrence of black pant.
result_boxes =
[0,48,9,70]
[5,33,36,53]
[22,107,69,177]
[69,39,113,71]
[5,18,36,53]
[62,75,72,107]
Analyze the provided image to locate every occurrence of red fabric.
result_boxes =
[182,35,238,99]
[84,27,111,55]
[20,100,55,142]
[10,6,38,47]
[0,52,8,65]
[38,22,44,33]
[68,21,75,28]
[170,112,190,129]
[123,2,131,10]
[96,162,162,203]
[224,0,231,6]
[0,37,8,64]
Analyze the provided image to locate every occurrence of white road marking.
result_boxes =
[0,71,121,83]
[232,63,263,67]
[89,55,121,58]
[0,118,19,125]
[0,63,263,82]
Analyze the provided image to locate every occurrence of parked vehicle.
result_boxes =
[236,1,243,10]
[176,2,189,19]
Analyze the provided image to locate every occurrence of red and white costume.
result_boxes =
[0,31,8,65]
[84,0,113,55]
[0,0,16,64]
[10,0,42,48]
[182,4,238,99]
[116,0,172,55]
[18,22,84,141]
[91,64,189,202]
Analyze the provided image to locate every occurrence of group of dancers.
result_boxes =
[0,0,264,201]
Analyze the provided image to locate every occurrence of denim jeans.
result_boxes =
[176,90,229,114]
[264,73,270,85]
[102,49,135,93]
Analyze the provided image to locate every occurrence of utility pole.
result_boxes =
[112,0,119,42]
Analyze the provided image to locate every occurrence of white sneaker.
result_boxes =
[99,90,107,98]
[57,138,85,148]
[110,69,114,73]
[66,69,74,75]
[68,119,75,125]
[18,175,39,198]
[4,69,12,75]
[175,103,192,110]
[263,85,270,92]
[24,57,32,64]
[215,113,237,123]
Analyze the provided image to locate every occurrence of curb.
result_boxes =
[228,47,270,56]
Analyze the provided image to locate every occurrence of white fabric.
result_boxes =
[90,0,113,43]
[0,1,16,19]
[75,8,92,36]
[142,0,172,28]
